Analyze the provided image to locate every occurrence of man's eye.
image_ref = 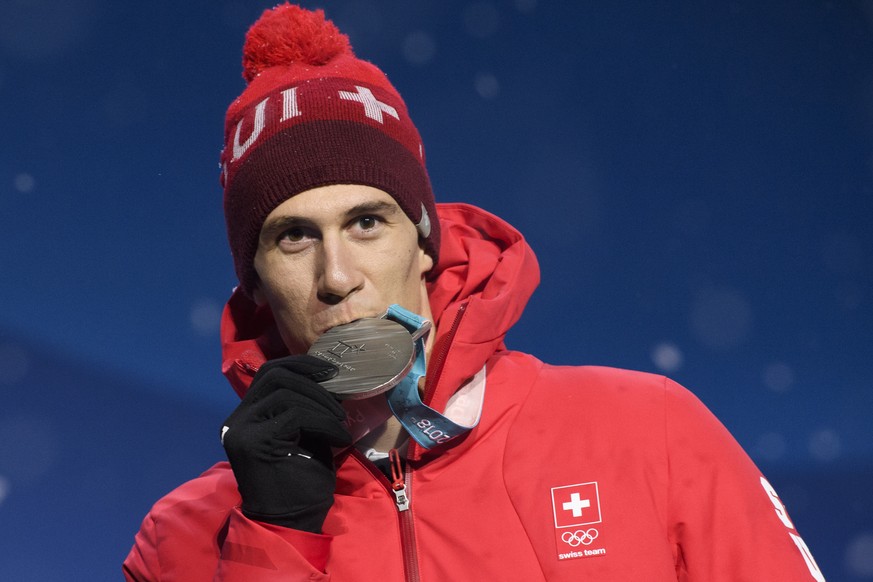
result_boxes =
[357,216,379,230]
[279,227,308,243]
[278,227,312,250]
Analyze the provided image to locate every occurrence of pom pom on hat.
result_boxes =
[242,4,351,82]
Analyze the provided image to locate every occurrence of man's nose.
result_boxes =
[316,236,364,304]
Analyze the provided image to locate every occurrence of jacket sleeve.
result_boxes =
[123,513,161,581]
[664,378,826,581]
[213,508,332,580]
[122,467,333,581]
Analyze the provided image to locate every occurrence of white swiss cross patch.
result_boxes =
[338,85,399,123]
[550,482,607,561]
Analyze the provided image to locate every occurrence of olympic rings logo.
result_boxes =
[561,528,599,547]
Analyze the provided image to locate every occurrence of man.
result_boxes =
[124,4,825,580]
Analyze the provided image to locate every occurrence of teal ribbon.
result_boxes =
[384,305,478,449]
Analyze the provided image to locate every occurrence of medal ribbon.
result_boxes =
[383,305,478,449]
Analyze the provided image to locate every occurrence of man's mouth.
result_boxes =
[316,311,386,337]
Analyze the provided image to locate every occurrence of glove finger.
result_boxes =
[221,357,348,446]
[228,385,327,430]
[269,405,352,450]
[296,414,353,448]
[260,371,346,422]
[222,379,315,441]
[252,364,346,418]
[234,388,350,442]
[234,354,337,412]
[229,366,345,424]
[222,399,315,456]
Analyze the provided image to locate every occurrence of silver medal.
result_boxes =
[307,317,415,399]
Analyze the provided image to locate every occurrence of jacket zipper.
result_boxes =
[390,448,420,581]
[350,449,420,581]
[390,448,410,511]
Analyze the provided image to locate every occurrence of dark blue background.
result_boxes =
[1,1,871,579]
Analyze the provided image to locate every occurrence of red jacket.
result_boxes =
[125,204,825,581]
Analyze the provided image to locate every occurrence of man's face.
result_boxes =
[252,184,434,354]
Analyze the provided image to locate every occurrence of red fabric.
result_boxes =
[125,204,823,581]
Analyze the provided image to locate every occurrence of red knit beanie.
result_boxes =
[221,3,439,295]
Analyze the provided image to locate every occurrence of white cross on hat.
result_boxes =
[339,85,399,123]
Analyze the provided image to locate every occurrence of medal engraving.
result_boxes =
[307,318,415,399]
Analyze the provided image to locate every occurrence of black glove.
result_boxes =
[221,355,352,533]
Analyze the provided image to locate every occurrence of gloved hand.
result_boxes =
[220,355,352,533]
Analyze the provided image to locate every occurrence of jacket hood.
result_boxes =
[220,202,540,405]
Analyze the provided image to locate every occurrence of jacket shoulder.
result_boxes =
[487,351,675,403]
[538,362,668,390]
[134,461,240,553]
[514,357,673,403]
[125,463,239,580]
[148,461,239,513]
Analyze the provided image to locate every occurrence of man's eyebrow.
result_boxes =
[342,200,401,218]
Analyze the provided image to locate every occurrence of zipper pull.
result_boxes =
[389,449,410,512]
